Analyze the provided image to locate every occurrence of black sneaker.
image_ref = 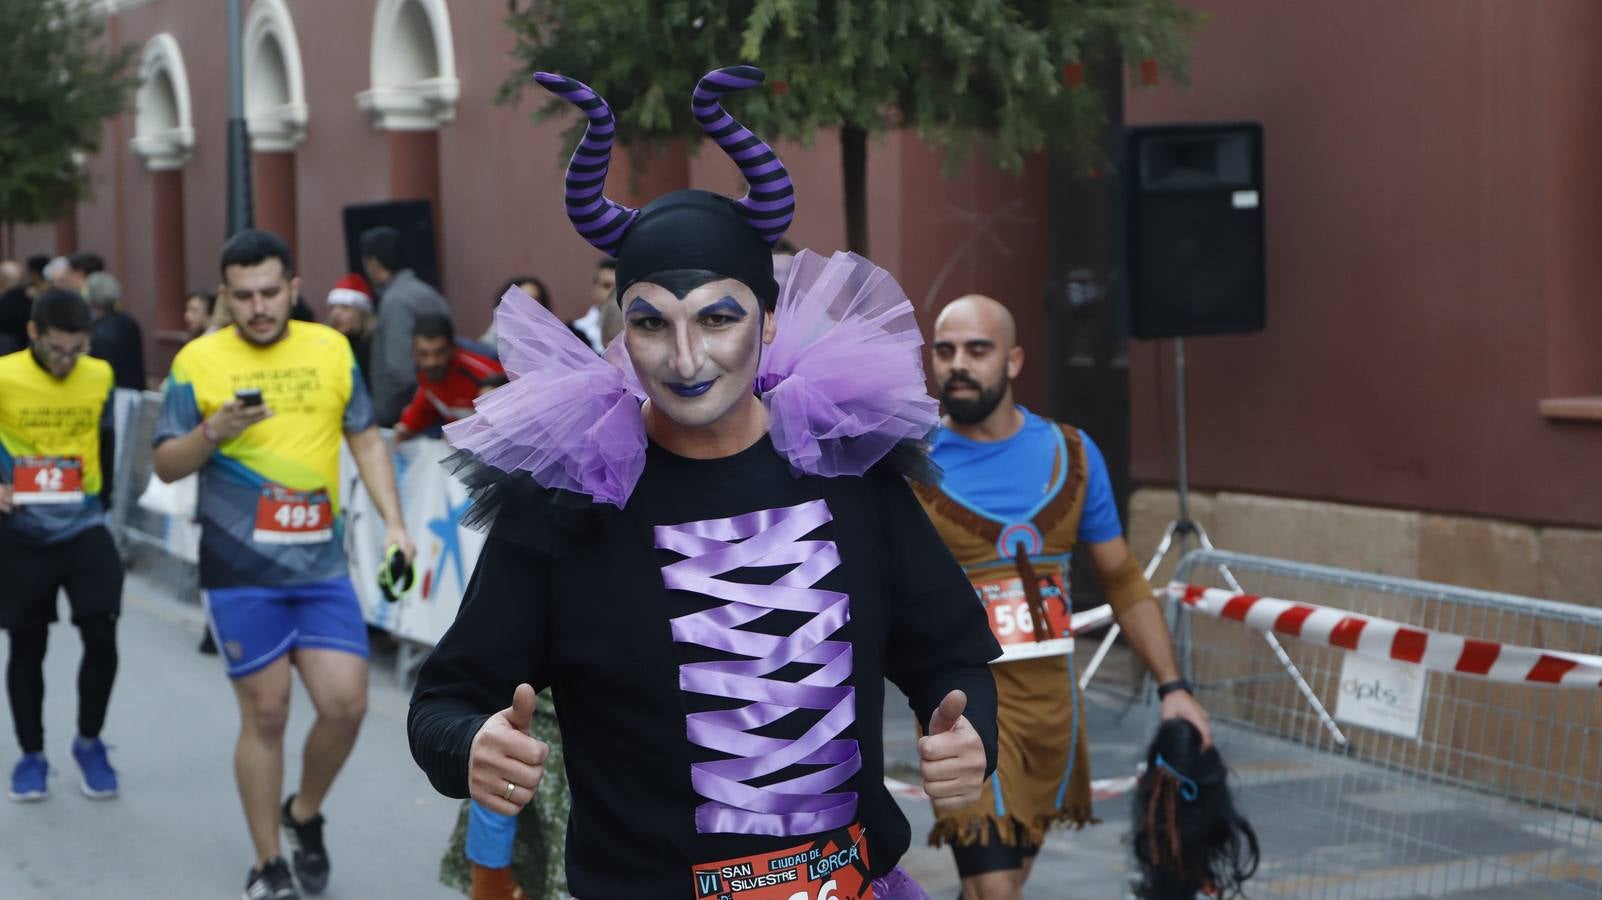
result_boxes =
[281,794,329,894]
[243,857,298,900]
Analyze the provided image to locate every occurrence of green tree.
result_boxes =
[0,0,137,250]
[501,0,1201,254]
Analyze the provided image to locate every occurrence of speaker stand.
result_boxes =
[1076,339,1348,745]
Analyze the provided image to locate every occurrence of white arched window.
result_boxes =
[130,34,194,170]
[243,0,308,151]
[356,0,460,130]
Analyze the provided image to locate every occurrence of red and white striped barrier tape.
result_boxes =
[882,775,1137,804]
[1166,583,1602,688]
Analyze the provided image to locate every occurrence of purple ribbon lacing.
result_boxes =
[655,500,861,837]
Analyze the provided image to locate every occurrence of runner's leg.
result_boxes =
[288,647,368,818]
[232,655,295,865]
[63,528,124,742]
[6,624,50,754]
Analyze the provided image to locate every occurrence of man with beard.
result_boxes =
[152,229,415,900]
[918,295,1211,900]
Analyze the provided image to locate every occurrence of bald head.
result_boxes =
[935,294,1016,352]
[0,260,22,292]
[930,293,1024,429]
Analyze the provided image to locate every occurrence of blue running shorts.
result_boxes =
[204,576,370,678]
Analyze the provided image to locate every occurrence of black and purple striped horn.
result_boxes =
[534,72,639,256]
[692,66,794,245]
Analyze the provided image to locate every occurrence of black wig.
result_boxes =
[1131,718,1259,900]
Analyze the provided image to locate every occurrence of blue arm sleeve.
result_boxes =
[1076,430,1124,545]
[343,366,377,433]
[152,378,201,447]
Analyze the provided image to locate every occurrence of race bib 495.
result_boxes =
[253,484,333,545]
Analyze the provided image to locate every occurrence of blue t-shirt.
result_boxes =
[930,408,1122,545]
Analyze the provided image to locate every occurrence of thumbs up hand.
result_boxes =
[918,689,987,813]
[469,683,549,815]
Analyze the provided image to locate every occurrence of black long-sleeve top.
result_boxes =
[410,436,1000,898]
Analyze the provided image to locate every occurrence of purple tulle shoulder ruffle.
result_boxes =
[445,250,938,507]
[756,250,939,478]
[442,286,646,508]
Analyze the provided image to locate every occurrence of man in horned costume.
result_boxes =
[408,67,1002,899]
[918,295,1212,900]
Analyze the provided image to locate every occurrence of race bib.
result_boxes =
[692,825,873,900]
[969,559,1074,662]
[253,484,333,545]
[13,455,85,505]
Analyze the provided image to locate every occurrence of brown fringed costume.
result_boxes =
[914,423,1156,849]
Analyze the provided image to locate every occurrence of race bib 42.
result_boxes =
[14,455,85,505]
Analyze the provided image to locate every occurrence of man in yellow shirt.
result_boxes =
[153,230,415,900]
[0,290,123,804]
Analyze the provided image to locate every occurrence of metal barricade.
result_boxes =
[108,389,201,603]
[1162,549,1602,899]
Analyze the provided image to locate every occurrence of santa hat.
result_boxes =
[327,273,373,312]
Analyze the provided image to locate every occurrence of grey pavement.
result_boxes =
[0,563,1152,899]
[0,568,461,900]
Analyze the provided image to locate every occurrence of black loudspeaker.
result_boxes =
[341,199,440,289]
[1124,123,1265,339]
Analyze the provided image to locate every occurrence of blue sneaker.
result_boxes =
[8,753,49,802]
[71,737,118,799]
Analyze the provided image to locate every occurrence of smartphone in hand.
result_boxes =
[235,388,264,408]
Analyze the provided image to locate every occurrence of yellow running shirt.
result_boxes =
[0,349,115,545]
[155,321,375,588]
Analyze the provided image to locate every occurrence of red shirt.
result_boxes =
[398,347,506,433]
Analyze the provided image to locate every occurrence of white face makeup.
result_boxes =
[621,278,774,430]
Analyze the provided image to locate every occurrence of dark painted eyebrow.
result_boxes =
[625,298,663,317]
[695,296,748,319]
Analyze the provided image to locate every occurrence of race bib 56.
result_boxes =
[969,559,1075,662]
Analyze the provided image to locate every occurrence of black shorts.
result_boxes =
[0,526,123,630]
[949,820,1042,877]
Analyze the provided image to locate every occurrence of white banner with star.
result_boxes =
[341,436,485,646]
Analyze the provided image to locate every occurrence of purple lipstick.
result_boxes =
[667,380,715,398]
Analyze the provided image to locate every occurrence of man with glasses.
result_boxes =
[0,290,124,804]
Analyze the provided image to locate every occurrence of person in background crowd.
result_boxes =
[84,272,147,391]
[184,290,217,342]
[208,286,237,334]
[153,228,414,900]
[479,275,549,352]
[392,314,506,442]
[325,274,376,388]
[772,237,798,287]
[1,290,124,804]
[43,257,72,291]
[0,260,21,294]
[0,254,41,352]
[50,253,104,294]
[567,257,615,353]
[360,226,450,427]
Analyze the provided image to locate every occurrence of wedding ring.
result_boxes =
[504,781,517,801]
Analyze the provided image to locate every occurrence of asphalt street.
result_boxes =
[0,568,1144,898]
